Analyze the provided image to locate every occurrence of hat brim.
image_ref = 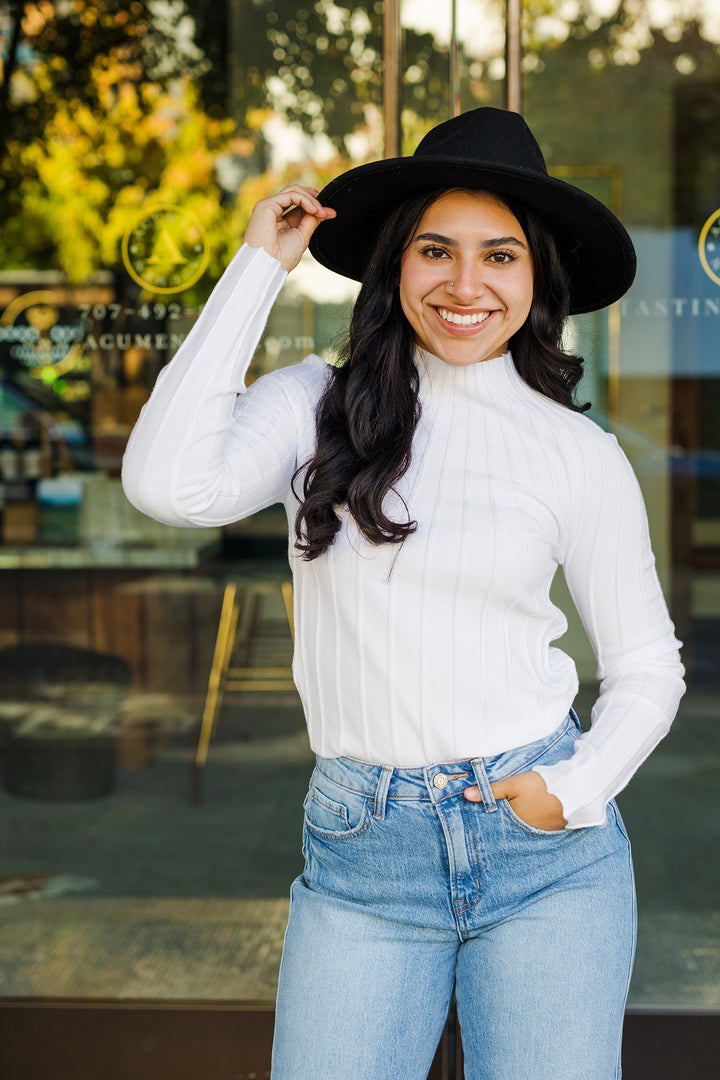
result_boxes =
[308,157,636,315]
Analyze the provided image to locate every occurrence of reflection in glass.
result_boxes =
[0,0,717,1016]
[523,0,720,1010]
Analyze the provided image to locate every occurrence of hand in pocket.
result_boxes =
[464,770,567,831]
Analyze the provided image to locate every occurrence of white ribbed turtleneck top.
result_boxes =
[121,244,685,829]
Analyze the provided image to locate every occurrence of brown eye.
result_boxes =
[488,250,517,264]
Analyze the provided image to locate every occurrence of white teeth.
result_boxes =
[437,308,491,327]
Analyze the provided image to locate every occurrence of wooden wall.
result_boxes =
[0,570,223,698]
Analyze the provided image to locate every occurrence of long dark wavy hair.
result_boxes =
[292,187,588,561]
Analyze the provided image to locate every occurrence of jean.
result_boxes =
[271,712,636,1080]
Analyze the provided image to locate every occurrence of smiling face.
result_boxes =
[398,189,534,367]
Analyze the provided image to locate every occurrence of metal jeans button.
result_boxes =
[433,773,448,789]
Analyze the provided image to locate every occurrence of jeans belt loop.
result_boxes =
[372,766,393,820]
[471,758,498,812]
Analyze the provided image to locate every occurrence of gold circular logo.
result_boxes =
[0,290,84,378]
[121,204,209,294]
[699,208,720,287]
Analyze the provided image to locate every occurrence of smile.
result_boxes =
[436,307,492,327]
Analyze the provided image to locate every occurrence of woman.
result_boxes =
[122,108,684,1079]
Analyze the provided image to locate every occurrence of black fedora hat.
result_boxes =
[309,107,636,315]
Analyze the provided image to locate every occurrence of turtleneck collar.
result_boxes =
[414,347,521,395]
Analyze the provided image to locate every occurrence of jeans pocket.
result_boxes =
[497,797,570,838]
[303,770,372,841]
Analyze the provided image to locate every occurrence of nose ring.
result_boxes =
[447,281,455,288]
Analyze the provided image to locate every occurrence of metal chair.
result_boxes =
[191,580,294,804]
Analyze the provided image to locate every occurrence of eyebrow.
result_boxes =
[414,232,527,250]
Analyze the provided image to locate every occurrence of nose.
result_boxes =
[445,260,489,303]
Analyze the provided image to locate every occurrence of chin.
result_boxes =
[437,345,506,367]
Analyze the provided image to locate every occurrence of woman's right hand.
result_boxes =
[244,185,336,273]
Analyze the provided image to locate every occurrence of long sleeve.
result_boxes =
[121,243,307,527]
[533,432,685,828]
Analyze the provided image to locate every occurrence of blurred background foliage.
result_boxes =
[0,0,718,285]
[0,0,457,284]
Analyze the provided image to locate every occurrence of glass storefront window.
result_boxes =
[0,0,717,1029]
[0,0,379,1002]
[522,0,720,1011]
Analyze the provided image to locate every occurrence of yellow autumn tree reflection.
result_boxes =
[6,60,230,283]
[2,53,351,295]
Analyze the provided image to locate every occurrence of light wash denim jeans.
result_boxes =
[271,712,636,1080]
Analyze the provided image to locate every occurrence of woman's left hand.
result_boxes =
[463,771,567,831]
